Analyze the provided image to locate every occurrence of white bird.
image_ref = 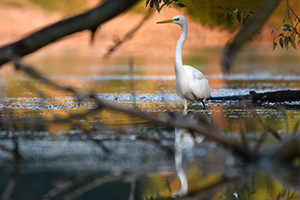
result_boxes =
[157,15,211,114]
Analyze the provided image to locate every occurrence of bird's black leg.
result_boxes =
[201,100,206,110]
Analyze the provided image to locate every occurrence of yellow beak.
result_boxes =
[156,18,175,24]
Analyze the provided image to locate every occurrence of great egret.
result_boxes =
[157,15,211,114]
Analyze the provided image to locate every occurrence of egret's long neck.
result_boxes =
[175,24,187,75]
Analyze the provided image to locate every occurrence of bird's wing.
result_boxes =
[182,65,206,80]
[183,65,210,99]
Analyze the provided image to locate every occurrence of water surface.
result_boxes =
[1,49,300,199]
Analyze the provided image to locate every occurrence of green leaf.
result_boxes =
[218,6,229,10]
[273,39,277,50]
[145,0,150,6]
[237,11,241,23]
[217,13,224,21]
[242,17,247,26]
[291,40,297,49]
[279,37,284,48]
[227,13,234,27]
[271,25,277,35]
[149,0,154,7]
[155,0,160,11]
[284,36,289,50]
[175,2,185,7]
[289,36,297,49]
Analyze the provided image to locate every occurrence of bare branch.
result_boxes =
[0,0,138,67]
[287,0,294,36]
[104,9,153,57]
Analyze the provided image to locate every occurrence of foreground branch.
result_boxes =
[3,60,254,161]
[0,0,138,67]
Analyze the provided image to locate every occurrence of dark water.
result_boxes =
[1,49,300,199]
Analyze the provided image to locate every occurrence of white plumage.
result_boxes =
[157,15,211,114]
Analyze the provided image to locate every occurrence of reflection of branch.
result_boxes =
[128,177,136,200]
[2,165,19,200]
[42,175,86,200]
[104,9,153,58]
[175,176,241,200]
[0,0,138,67]
[62,159,152,200]
[2,172,18,200]
[63,175,124,200]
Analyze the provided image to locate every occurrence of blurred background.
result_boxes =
[1,0,300,199]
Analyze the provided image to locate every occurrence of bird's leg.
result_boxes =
[183,99,188,115]
[200,99,206,110]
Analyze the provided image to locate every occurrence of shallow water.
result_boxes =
[1,50,300,199]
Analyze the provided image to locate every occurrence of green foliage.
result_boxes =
[174,0,264,26]
[272,7,300,51]
[144,0,185,12]
[217,7,255,28]
[144,0,264,26]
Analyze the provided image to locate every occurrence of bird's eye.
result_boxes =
[174,18,179,21]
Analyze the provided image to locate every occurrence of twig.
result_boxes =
[249,106,281,141]
[238,118,249,151]
[253,131,267,154]
[291,119,300,136]
[289,6,300,29]
[104,9,153,57]
[287,0,294,36]
[129,57,138,109]
[280,107,289,134]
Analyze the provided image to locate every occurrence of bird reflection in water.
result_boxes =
[173,112,211,197]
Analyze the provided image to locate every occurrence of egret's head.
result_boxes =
[156,15,187,27]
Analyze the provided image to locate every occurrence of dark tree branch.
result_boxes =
[208,90,300,103]
[221,0,282,73]
[0,0,138,67]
